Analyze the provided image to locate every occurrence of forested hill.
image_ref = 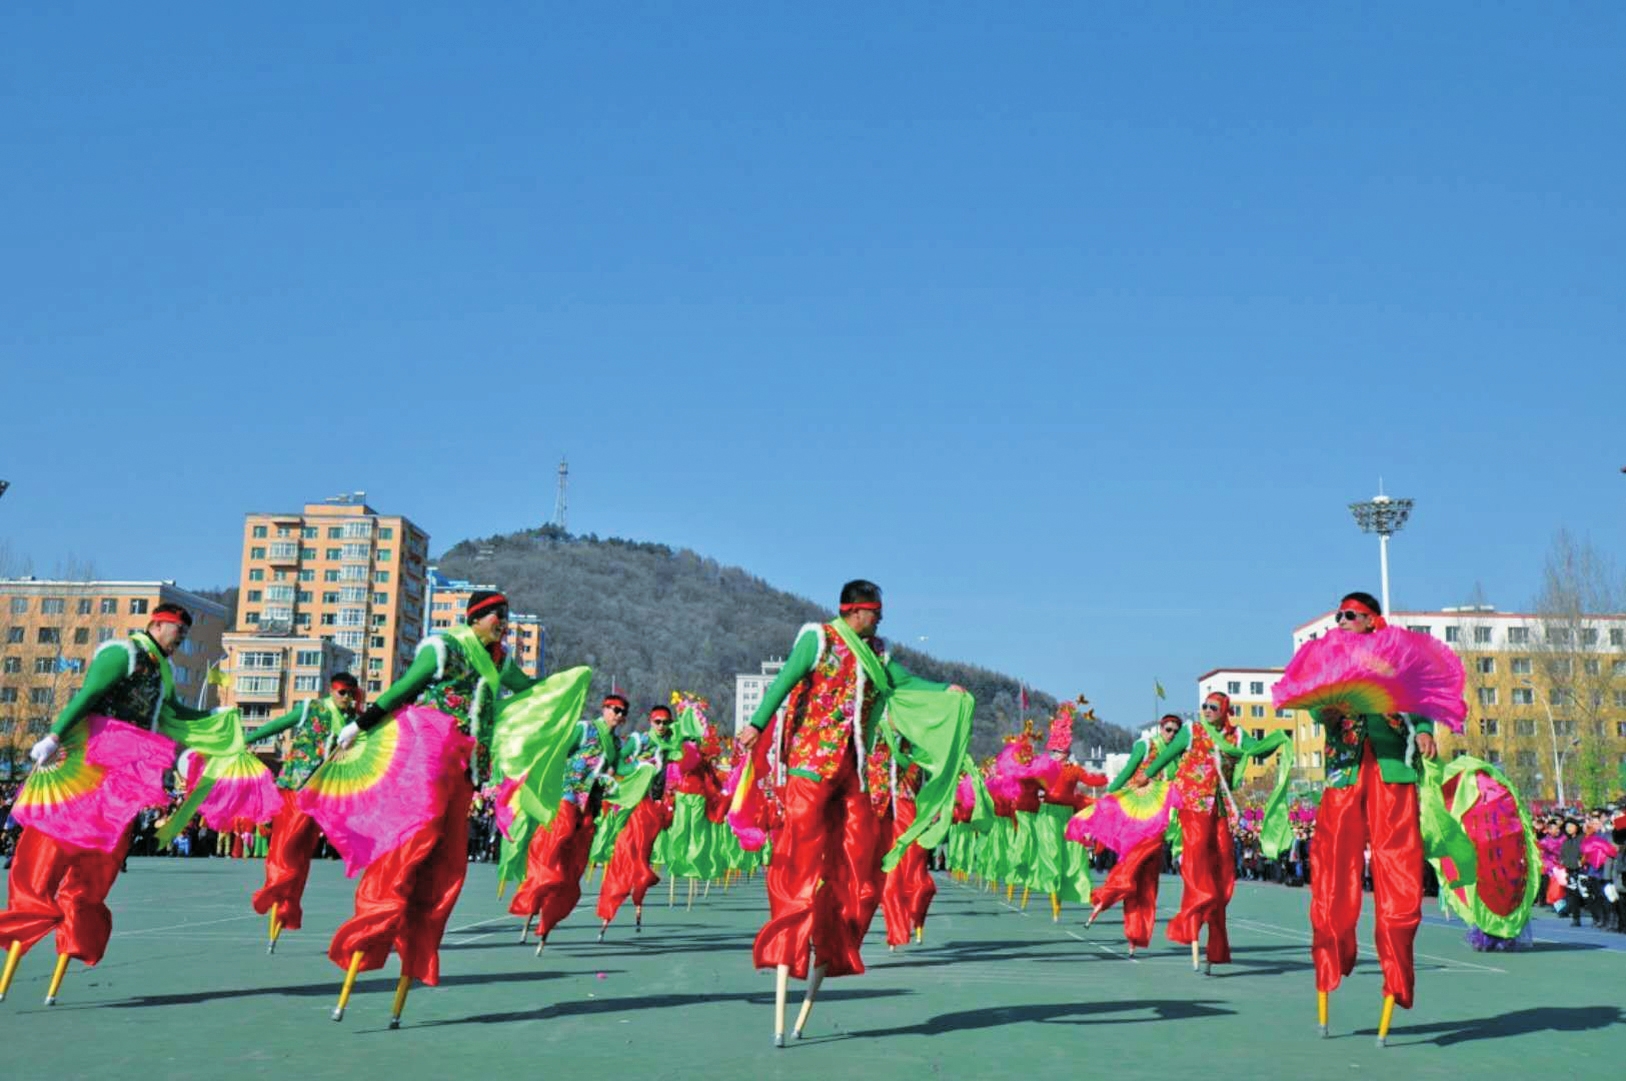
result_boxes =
[436,528,1133,759]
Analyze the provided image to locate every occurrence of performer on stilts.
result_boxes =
[1033,700,1107,921]
[509,692,626,952]
[594,706,675,938]
[875,742,935,948]
[737,579,972,1047]
[317,589,581,1027]
[246,672,362,953]
[0,605,236,1006]
[1274,591,1452,1045]
[1082,714,1182,955]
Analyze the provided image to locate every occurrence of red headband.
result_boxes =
[1338,598,1387,629]
[467,594,508,618]
[839,602,882,613]
[330,677,357,690]
[603,694,629,707]
[149,610,188,627]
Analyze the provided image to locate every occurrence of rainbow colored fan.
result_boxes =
[191,751,283,831]
[298,704,470,876]
[1272,625,1467,732]
[1066,779,1178,856]
[13,716,176,852]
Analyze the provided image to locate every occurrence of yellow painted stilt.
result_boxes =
[44,954,69,1006]
[914,925,923,944]
[1004,883,1014,903]
[388,974,411,1029]
[1050,893,1062,922]
[0,941,23,1003]
[268,910,283,954]
[332,950,364,1021]
[497,878,508,901]
[1020,886,1030,910]
[773,964,789,1048]
[1377,994,1395,1047]
[1317,990,1329,1037]
[793,964,826,1039]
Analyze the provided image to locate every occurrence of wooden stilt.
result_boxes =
[686,878,697,911]
[1377,994,1395,1047]
[597,919,609,944]
[43,954,68,1006]
[1050,893,1062,922]
[1084,901,1105,929]
[793,964,826,1039]
[268,910,283,955]
[1127,943,1136,958]
[703,879,711,900]
[1191,939,1201,972]
[914,925,923,944]
[388,974,411,1029]
[1317,990,1329,1037]
[518,913,534,944]
[668,875,677,907]
[0,941,23,1002]
[332,951,364,1021]
[773,964,789,1048]
[534,933,548,958]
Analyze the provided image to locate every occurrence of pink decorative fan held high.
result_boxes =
[1272,625,1467,733]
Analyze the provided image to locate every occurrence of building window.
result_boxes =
[1508,627,1529,644]
[300,547,317,560]
[252,525,268,538]
[244,612,260,624]
[1552,719,1575,736]
[250,546,266,559]
[74,598,91,615]
[373,592,388,605]
[96,597,116,614]
[1584,659,1601,676]
[1615,692,1626,710]
[129,598,148,615]
[247,569,264,583]
[1445,626,1460,643]
[1617,720,1626,737]
[8,598,25,615]
[293,675,321,692]
[98,627,115,643]
[338,608,366,627]
[1473,627,1492,644]
[320,613,336,626]
[336,631,365,649]
[368,657,384,670]
[327,527,343,539]
[325,548,342,561]
[1405,625,1431,636]
[1581,628,1599,645]
[342,521,371,540]
[73,627,89,644]
[237,651,282,670]
[298,569,315,582]
[4,627,21,644]
[368,680,383,693]
[370,636,386,649]
[34,658,54,674]
[269,542,298,560]
[1475,657,1495,675]
[1249,681,1264,696]
[247,590,262,603]
[1511,657,1531,675]
[1515,750,1537,769]
[0,657,18,674]
[1514,718,1536,737]
[1226,681,1240,694]
[297,591,312,603]
[1250,704,1265,718]
[1486,749,1502,765]
[40,598,65,615]
[1609,628,1623,647]
[374,571,390,583]
[1479,718,1499,736]
[235,675,280,696]
[1477,687,1498,706]
[302,526,318,539]
[263,606,293,624]
[379,527,394,539]
[1548,627,1572,645]
[30,687,53,706]
[1511,688,1534,705]
[0,687,13,703]
[295,614,311,627]
[37,627,60,644]
[323,570,341,583]
[266,586,296,603]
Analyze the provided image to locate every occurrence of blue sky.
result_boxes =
[4,3,1623,729]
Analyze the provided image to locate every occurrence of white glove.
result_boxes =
[176,749,198,779]
[29,734,61,766]
[336,722,361,750]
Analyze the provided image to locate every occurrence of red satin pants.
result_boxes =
[1167,805,1235,963]
[252,789,324,930]
[1311,745,1422,1008]
[880,800,936,946]
[752,757,877,979]
[327,773,472,984]
[0,827,131,965]
[508,800,596,936]
[1091,834,1163,947]
[596,798,672,922]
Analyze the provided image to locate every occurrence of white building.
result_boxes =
[734,658,785,734]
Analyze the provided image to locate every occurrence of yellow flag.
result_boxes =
[206,665,230,688]
[1154,679,1166,700]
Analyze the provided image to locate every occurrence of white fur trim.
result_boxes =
[94,639,139,677]
[415,635,449,680]
[1403,715,1417,771]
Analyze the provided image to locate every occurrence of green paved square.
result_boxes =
[3,861,1621,1080]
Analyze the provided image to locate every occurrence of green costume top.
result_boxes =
[246,695,355,790]
[51,632,216,736]
[358,627,538,780]
[747,622,946,734]
[1143,720,1268,790]
[1317,710,1434,789]
[1104,733,1176,793]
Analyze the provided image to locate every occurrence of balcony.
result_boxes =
[234,674,283,700]
[266,542,300,564]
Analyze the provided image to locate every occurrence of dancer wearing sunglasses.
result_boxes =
[1083,714,1183,955]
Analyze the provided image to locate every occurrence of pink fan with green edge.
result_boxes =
[298,704,471,877]
[1272,625,1467,732]
[1065,779,1179,855]
[191,752,282,831]
[14,716,176,852]
[1428,757,1539,939]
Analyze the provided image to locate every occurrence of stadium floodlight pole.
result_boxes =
[1348,485,1414,616]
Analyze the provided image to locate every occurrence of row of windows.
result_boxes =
[8,596,153,616]
[1405,623,1626,647]
[251,524,397,541]
[1477,686,1626,707]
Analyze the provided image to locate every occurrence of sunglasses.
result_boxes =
[1201,703,1223,712]
[1335,610,1367,623]
[608,706,627,716]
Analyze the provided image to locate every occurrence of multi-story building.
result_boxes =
[1195,668,1317,784]
[0,579,227,772]
[425,568,545,678]
[1293,606,1626,802]
[735,659,785,734]
[230,494,429,711]
[222,632,356,744]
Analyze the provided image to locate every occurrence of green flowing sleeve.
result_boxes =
[491,666,594,825]
[366,646,440,721]
[1106,740,1147,793]
[879,688,976,871]
[245,703,308,744]
[500,658,538,693]
[159,706,246,756]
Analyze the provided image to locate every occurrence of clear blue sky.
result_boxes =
[4,3,1623,730]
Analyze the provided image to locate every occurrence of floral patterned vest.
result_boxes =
[782,623,886,786]
[563,720,621,806]
[1173,721,1240,814]
[1129,735,1168,788]
[277,696,348,791]
[865,739,922,815]
[416,632,505,780]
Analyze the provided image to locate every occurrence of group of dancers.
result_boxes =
[0,580,1500,1049]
